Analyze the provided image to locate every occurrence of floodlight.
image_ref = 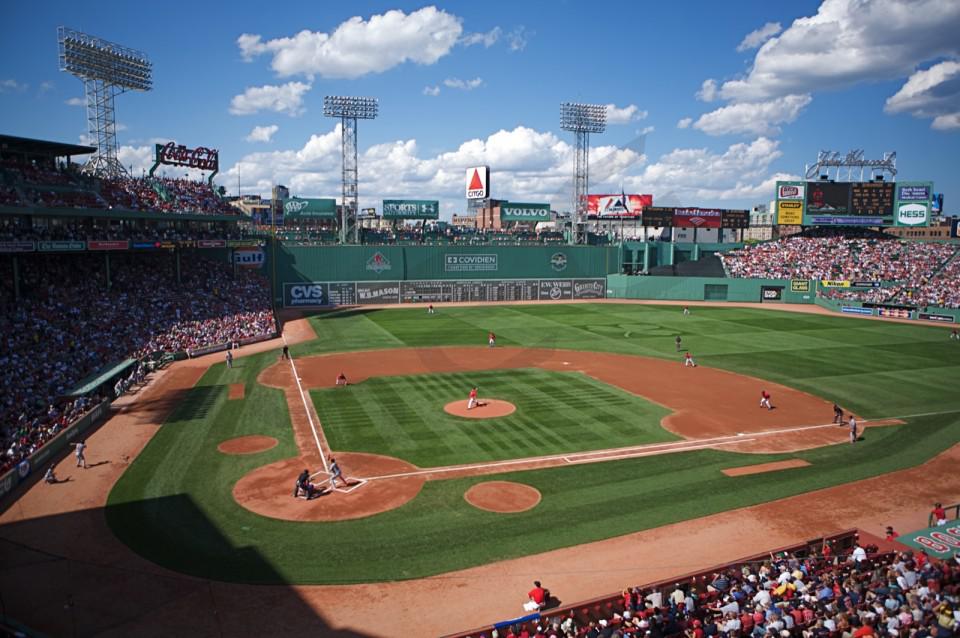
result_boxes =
[324,96,380,244]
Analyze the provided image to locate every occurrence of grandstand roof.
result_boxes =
[0,134,96,158]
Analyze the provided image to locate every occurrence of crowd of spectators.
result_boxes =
[99,177,236,216]
[0,218,254,243]
[0,254,276,475]
[720,233,959,309]
[475,542,960,638]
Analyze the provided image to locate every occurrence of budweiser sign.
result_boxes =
[155,142,219,172]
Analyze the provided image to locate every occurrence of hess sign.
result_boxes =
[154,142,219,172]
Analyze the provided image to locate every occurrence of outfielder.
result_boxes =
[684,352,697,367]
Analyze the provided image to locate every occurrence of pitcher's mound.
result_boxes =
[444,399,516,419]
[218,435,278,455]
[465,481,541,513]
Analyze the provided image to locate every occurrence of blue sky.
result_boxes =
[1,0,958,218]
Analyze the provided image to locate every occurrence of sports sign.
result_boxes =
[281,197,337,219]
[894,181,933,227]
[465,166,490,199]
[382,199,439,219]
[586,194,652,218]
[673,208,722,228]
[500,202,551,222]
[444,254,498,272]
[149,142,219,181]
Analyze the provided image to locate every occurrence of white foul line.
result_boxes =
[283,334,329,473]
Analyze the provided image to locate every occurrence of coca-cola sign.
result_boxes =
[154,142,219,172]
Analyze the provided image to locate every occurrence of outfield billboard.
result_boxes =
[281,197,337,219]
[894,181,933,227]
[587,194,652,218]
[775,181,806,225]
[500,202,551,222]
[466,166,490,199]
[382,199,439,219]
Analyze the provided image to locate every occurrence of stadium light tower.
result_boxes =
[58,26,152,178]
[324,96,378,244]
[561,102,606,245]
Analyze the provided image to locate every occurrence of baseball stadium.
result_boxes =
[3,6,960,638]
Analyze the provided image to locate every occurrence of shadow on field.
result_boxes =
[0,494,374,637]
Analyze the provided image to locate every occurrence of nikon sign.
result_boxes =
[382,199,439,220]
[281,197,337,219]
[500,202,551,222]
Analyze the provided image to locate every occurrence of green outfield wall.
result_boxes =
[606,275,815,304]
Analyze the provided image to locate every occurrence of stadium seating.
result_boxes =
[0,254,276,475]
[458,540,960,638]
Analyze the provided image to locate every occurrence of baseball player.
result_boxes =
[44,467,58,484]
[467,387,479,410]
[675,335,682,352]
[488,331,496,348]
[683,306,690,316]
[329,457,349,488]
[428,304,435,315]
[684,352,697,367]
[951,329,958,340]
[760,390,772,410]
[335,372,348,386]
[73,439,87,468]
[226,350,233,369]
[833,403,844,424]
[849,415,858,444]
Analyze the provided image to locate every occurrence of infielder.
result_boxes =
[760,390,772,410]
[833,403,844,424]
[849,415,858,444]
[73,439,87,468]
[488,331,496,348]
[684,352,697,367]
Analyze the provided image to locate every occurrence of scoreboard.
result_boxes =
[850,182,894,216]
[778,180,932,227]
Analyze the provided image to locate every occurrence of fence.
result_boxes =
[606,275,815,304]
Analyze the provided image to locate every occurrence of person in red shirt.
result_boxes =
[524,580,547,612]
[885,526,899,540]
[684,352,697,367]
[760,390,772,410]
[468,387,479,410]
[488,331,496,347]
[933,502,947,525]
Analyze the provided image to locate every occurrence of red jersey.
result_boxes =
[685,353,692,360]
[469,389,478,400]
[528,586,545,604]
[761,391,770,399]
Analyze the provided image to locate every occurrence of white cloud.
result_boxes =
[677,117,693,129]
[693,94,813,136]
[215,124,790,214]
[443,77,483,91]
[0,79,27,93]
[423,85,441,96]
[605,104,647,125]
[115,123,128,132]
[717,0,960,102]
[639,126,655,135]
[38,81,55,94]
[237,7,462,79]
[932,112,960,129]
[736,22,782,52]
[246,124,280,143]
[697,79,719,102]
[229,82,311,116]
[506,26,531,51]
[65,97,85,107]
[460,27,501,47]
[626,137,795,203]
[884,60,960,130]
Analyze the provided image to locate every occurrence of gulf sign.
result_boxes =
[233,248,265,268]
[586,194,652,218]
[465,166,490,199]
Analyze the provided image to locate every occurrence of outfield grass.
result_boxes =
[105,304,960,584]
[311,369,676,467]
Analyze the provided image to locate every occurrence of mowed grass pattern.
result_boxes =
[312,369,676,467]
[104,304,960,584]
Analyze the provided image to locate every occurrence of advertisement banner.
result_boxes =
[852,281,881,288]
[790,280,810,293]
[841,306,873,316]
[572,279,606,299]
[0,241,35,253]
[895,202,929,226]
[500,202,551,222]
[761,286,783,302]
[777,201,803,225]
[586,194,652,218]
[821,280,851,288]
[918,312,955,323]
[132,241,162,249]
[37,241,85,252]
[897,184,931,201]
[444,254,498,272]
[283,282,328,308]
[356,282,401,304]
[197,239,226,248]
[382,199,439,219]
[952,218,960,238]
[777,182,805,200]
[673,208,722,228]
[465,166,490,199]
[233,248,265,268]
[878,307,912,319]
[281,197,337,219]
[87,240,129,251]
[226,240,261,247]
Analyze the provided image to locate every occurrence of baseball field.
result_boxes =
[103,302,960,588]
